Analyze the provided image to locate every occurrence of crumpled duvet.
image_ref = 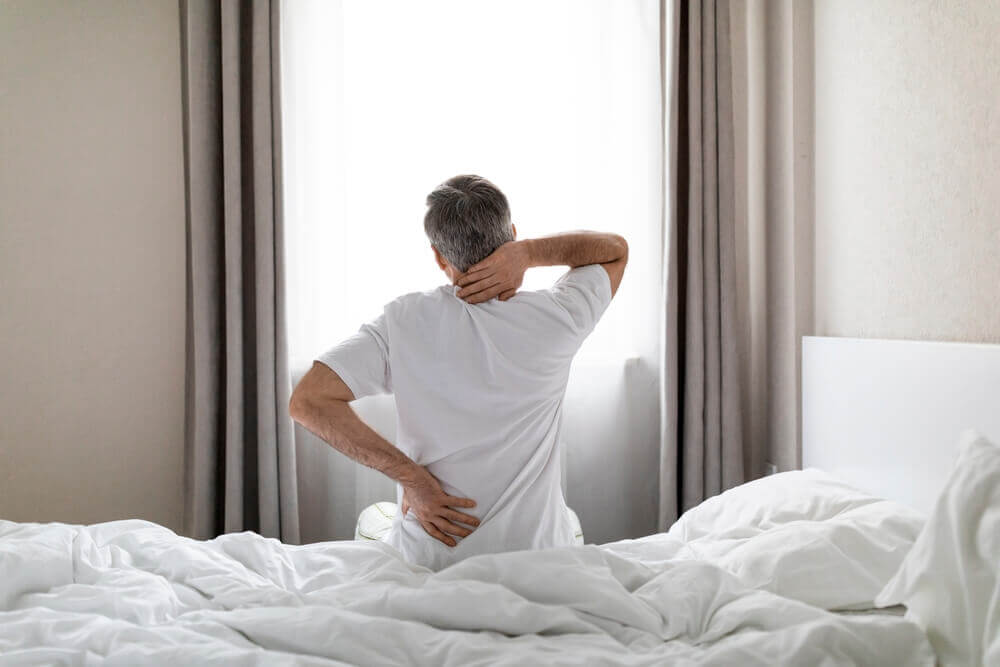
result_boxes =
[876,431,1000,666]
[0,471,935,666]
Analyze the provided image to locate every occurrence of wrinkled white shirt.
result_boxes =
[316,263,612,570]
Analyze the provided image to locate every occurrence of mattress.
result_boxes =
[0,470,935,665]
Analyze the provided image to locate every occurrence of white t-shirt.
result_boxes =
[316,263,613,570]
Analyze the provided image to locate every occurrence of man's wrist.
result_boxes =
[518,238,542,268]
[394,460,430,488]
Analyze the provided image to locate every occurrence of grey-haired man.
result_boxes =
[290,175,627,570]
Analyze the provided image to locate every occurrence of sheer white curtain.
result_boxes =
[282,0,662,544]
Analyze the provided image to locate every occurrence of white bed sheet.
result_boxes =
[0,471,934,666]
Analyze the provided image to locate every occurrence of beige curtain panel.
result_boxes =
[661,0,815,528]
[661,0,747,527]
[179,0,300,543]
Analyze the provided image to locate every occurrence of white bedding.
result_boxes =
[876,431,1000,666]
[0,471,935,666]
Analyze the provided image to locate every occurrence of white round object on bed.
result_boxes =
[568,507,584,545]
[355,501,397,541]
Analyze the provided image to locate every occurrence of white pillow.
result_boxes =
[669,468,915,538]
[876,430,1000,667]
[665,469,925,610]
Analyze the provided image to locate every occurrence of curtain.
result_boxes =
[281,0,663,546]
[660,0,748,526]
[660,0,814,527]
[180,0,300,543]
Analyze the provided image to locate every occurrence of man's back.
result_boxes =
[317,264,612,570]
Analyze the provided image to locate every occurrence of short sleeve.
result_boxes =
[315,313,392,399]
[547,263,613,340]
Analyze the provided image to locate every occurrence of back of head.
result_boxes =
[424,175,514,272]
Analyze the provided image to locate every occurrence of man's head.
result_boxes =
[424,175,515,279]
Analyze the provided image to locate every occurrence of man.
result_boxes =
[289,175,627,570]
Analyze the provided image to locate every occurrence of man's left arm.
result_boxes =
[289,362,479,547]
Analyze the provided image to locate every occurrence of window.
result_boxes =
[282,0,662,543]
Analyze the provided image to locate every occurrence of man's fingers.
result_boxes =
[433,517,473,538]
[401,500,409,516]
[458,282,504,302]
[456,267,493,288]
[455,274,492,295]
[443,508,480,527]
[446,495,477,508]
[464,258,493,276]
[498,289,516,301]
[465,285,506,304]
[422,520,456,547]
[457,277,502,300]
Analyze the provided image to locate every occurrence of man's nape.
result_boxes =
[432,223,519,287]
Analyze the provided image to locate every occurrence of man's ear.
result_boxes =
[511,223,517,241]
[432,244,448,271]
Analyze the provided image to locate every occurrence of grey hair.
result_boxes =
[424,175,514,272]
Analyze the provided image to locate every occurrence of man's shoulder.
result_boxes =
[510,266,610,311]
[383,285,457,317]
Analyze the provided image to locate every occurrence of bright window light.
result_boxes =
[282,0,661,370]
[282,0,663,543]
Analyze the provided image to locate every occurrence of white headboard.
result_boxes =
[802,336,1000,515]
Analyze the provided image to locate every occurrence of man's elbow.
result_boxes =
[604,234,627,265]
[288,386,311,424]
[613,234,629,261]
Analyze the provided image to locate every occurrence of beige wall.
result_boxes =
[742,0,999,472]
[814,0,1000,343]
[0,0,186,530]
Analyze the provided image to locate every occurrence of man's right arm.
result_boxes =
[290,362,480,547]
[456,231,628,304]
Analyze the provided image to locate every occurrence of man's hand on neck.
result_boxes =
[455,231,628,304]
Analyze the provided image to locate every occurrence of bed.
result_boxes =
[1,336,998,665]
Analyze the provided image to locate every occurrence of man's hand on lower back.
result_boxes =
[400,467,480,547]
[456,241,531,304]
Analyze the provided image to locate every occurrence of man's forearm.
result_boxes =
[291,397,427,488]
[521,231,627,269]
